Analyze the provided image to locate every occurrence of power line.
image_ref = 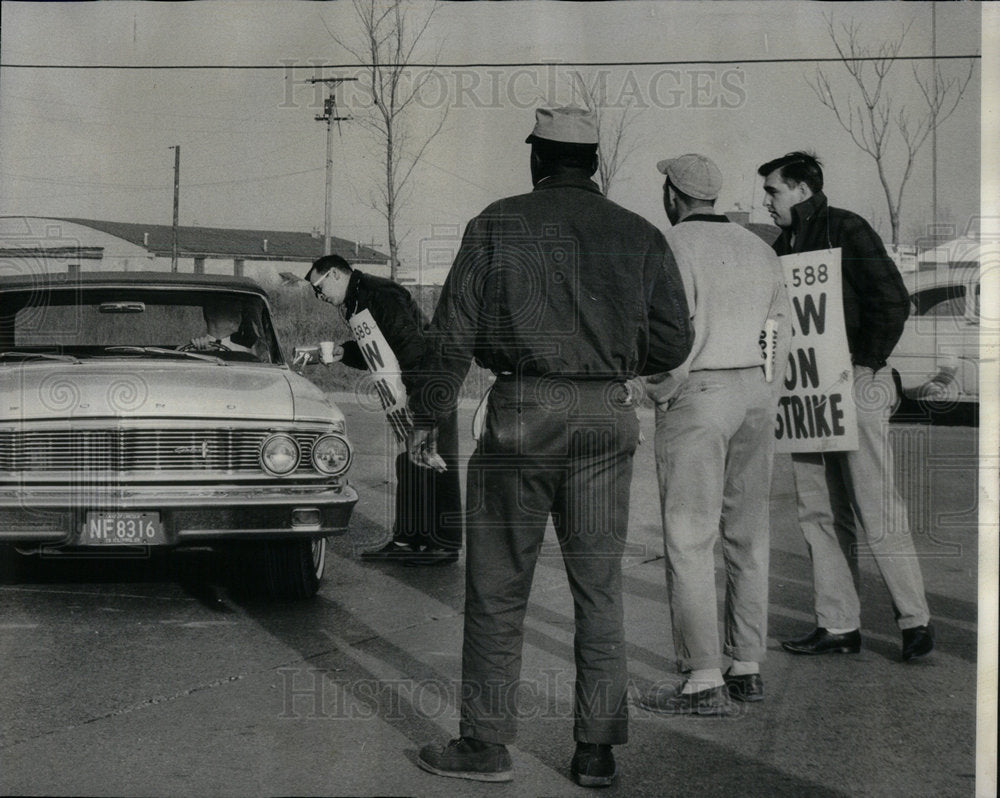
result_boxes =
[0,54,980,70]
[1,166,325,190]
[0,90,261,119]
[0,133,315,172]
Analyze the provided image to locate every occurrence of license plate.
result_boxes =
[83,512,166,545]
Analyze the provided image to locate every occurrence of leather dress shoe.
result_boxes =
[570,743,616,787]
[781,627,861,655]
[901,624,934,661]
[360,541,415,561]
[723,671,764,702]
[403,547,460,567]
[638,683,736,717]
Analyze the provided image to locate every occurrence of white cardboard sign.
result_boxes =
[774,248,858,453]
[348,307,412,444]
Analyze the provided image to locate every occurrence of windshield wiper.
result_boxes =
[0,351,80,363]
[102,346,225,365]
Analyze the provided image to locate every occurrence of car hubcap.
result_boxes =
[311,538,326,580]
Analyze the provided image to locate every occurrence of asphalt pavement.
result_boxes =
[0,396,985,797]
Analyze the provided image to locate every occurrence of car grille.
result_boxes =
[0,429,318,473]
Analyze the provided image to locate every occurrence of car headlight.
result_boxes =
[312,434,352,476]
[260,434,300,475]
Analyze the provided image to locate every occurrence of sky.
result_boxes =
[0,1,989,283]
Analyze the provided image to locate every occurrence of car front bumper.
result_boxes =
[0,482,358,546]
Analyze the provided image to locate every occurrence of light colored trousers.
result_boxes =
[654,367,775,672]
[792,365,930,631]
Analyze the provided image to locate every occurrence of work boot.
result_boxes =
[570,742,616,787]
[417,737,513,782]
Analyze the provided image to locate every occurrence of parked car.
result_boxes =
[889,266,981,407]
[0,271,357,598]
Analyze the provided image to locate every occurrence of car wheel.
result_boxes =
[0,544,33,583]
[224,538,326,600]
[916,375,961,414]
[261,537,326,600]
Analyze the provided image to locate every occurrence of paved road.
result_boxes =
[0,397,983,797]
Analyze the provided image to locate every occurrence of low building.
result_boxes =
[0,216,389,286]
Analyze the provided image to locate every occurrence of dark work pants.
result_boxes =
[393,406,463,550]
[458,377,639,745]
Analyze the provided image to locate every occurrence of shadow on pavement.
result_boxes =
[0,546,233,611]
[231,549,851,798]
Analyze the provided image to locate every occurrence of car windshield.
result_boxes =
[1,286,283,364]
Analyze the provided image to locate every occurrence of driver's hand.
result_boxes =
[189,335,222,350]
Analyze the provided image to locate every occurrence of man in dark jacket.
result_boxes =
[306,254,462,566]
[408,107,692,787]
[758,151,933,662]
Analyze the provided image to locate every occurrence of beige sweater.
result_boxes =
[647,215,791,403]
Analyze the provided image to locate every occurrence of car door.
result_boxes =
[953,278,980,401]
[892,282,965,394]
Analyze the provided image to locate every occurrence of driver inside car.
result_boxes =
[185,300,255,353]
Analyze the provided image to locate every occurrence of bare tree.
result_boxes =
[569,71,642,199]
[808,15,974,246]
[326,0,447,281]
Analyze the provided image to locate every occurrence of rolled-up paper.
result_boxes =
[760,319,778,383]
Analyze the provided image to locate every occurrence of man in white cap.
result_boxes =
[639,154,791,716]
[408,107,692,786]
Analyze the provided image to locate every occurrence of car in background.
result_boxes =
[889,266,981,408]
[0,272,357,599]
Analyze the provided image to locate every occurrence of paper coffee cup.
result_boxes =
[319,341,335,364]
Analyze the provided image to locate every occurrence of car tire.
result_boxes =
[224,538,326,600]
[261,537,327,600]
[916,376,961,414]
[0,545,34,583]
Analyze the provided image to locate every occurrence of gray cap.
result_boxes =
[526,106,599,144]
[657,153,723,200]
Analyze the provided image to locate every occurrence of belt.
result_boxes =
[494,371,626,384]
[489,373,636,410]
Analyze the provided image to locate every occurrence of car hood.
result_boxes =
[4,361,343,424]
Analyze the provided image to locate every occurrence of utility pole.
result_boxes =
[931,3,938,237]
[169,145,180,272]
[309,77,356,256]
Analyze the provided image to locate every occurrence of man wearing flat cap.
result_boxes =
[409,106,692,786]
[638,155,791,718]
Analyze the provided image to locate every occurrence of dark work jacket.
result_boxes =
[771,191,909,371]
[409,173,693,425]
[339,270,430,396]
[340,272,461,549]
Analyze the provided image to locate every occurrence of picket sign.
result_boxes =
[347,308,411,444]
[774,248,859,453]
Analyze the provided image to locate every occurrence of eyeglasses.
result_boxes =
[309,269,331,299]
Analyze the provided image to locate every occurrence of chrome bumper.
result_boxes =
[0,482,358,545]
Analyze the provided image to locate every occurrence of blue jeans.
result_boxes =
[459,376,639,745]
